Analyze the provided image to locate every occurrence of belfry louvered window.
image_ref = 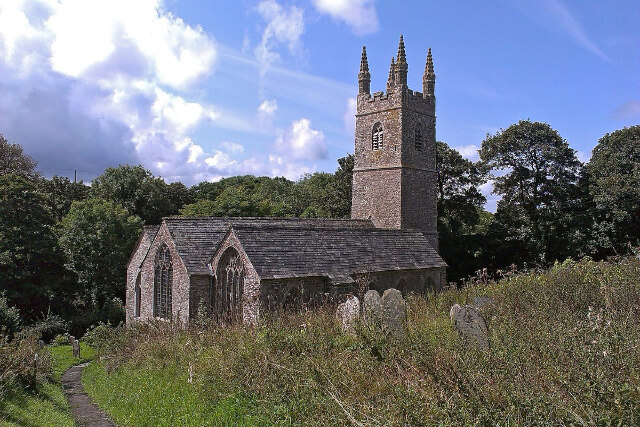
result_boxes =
[372,122,383,150]
[415,125,423,151]
[153,245,172,319]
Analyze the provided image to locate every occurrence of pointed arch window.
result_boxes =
[134,273,141,318]
[414,125,423,152]
[153,245,172,319]
[372,123,384,150]
[216,248,244,322]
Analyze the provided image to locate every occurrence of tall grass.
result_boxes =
[85,256,640,426]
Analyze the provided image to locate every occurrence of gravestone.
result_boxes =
[72,339,80,358]
[362,290,382,327]
[37,339,46,349]
[68,335,75,345]
[452,305,488,350]
[336,295,360,334]
[449,303,462,320]
[381,288,406,338]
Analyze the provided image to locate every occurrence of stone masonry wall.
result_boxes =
[134,224,191,325]
[209,230,261,326]
[125,229,154,325]
[189,275,212,318]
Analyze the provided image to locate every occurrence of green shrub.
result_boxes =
[0,292,20,339]
[20,311,69,343]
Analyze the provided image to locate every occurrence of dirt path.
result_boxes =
[61,363,116,427]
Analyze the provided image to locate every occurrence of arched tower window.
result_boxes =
[372,122,384,150]
[153,245,172,319]
[134,273,141,318]
[414,125,423,152]
[216,248,244,322]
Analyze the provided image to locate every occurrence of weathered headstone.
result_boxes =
[336,295,360,334]
[37,339,46,349]
[381,288,406,338]
[362,290,382,327]
[449,303,462,320]
[72,339,80,358]
[452,305,488,350]
[68,335,75,346]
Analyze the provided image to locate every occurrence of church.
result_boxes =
[125,36,447,325]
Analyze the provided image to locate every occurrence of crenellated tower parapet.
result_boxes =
[352,36,439,251]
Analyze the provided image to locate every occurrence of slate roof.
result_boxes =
[161,217,375,275]
[231,224,446,284]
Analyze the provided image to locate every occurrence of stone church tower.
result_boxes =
[351,36,439,250]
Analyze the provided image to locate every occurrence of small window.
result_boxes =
[134,273,141,317]
[415,126,423,151]
[372,123,383,150]
[153,245,173,319]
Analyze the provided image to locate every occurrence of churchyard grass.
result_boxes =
[83,256,640,425]
[0,341,95,426]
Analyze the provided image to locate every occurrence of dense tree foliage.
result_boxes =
[58,198,142,307]
[0,174,68,320]
[480,120,584,267]
[436,141,489,281]
[0,134,39,178]
[587,125,640,255]
[39,175,90,222]
[90,165,185,224]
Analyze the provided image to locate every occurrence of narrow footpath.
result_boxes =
[61,363,116,427]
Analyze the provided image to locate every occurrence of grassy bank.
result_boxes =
[84,257,640,426]
[0,343,95,426]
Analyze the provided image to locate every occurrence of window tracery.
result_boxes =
[153,245,172,319]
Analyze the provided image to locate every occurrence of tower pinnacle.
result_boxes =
[387,56,395,91]
[394,35,408,88]
[423,47,436,97]
[358,46,371,95]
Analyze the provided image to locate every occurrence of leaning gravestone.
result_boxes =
[363,290,382,327]
[72,339,80,358]
[336,295,360,334]
[452,305,488,350]
[381,288,406,338]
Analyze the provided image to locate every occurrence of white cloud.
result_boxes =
[454,144,480,161]
[258,98,278,121]
[540,0,609,61]
[275,118,327,161]
[218,142,243,155]
[312,0,378,35]
[254,0,304,74]
[46,0,216,89]
[343,97,356,136]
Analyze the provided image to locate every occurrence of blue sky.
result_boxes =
[0,0,638,210]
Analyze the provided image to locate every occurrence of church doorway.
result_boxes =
[216,248,244,322]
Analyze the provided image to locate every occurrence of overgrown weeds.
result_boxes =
[85,256,640,426]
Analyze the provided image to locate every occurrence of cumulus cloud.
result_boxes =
[275,118,327,161]
[254,0,304,74]
[454,144,480,161]
[343,97,356,136]
[0,0,223,184]
[312,0,378,35]
[257,98,278,127]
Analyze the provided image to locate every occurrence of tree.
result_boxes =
[326,154,354,218]
[0,134,39,178]
[90,165,176,224]
[58,198,142,307]
[0,174,68,319]
[587,125,640,255]
[435,142,489,281]
[480,120,584,267]
[39,175,90,222]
